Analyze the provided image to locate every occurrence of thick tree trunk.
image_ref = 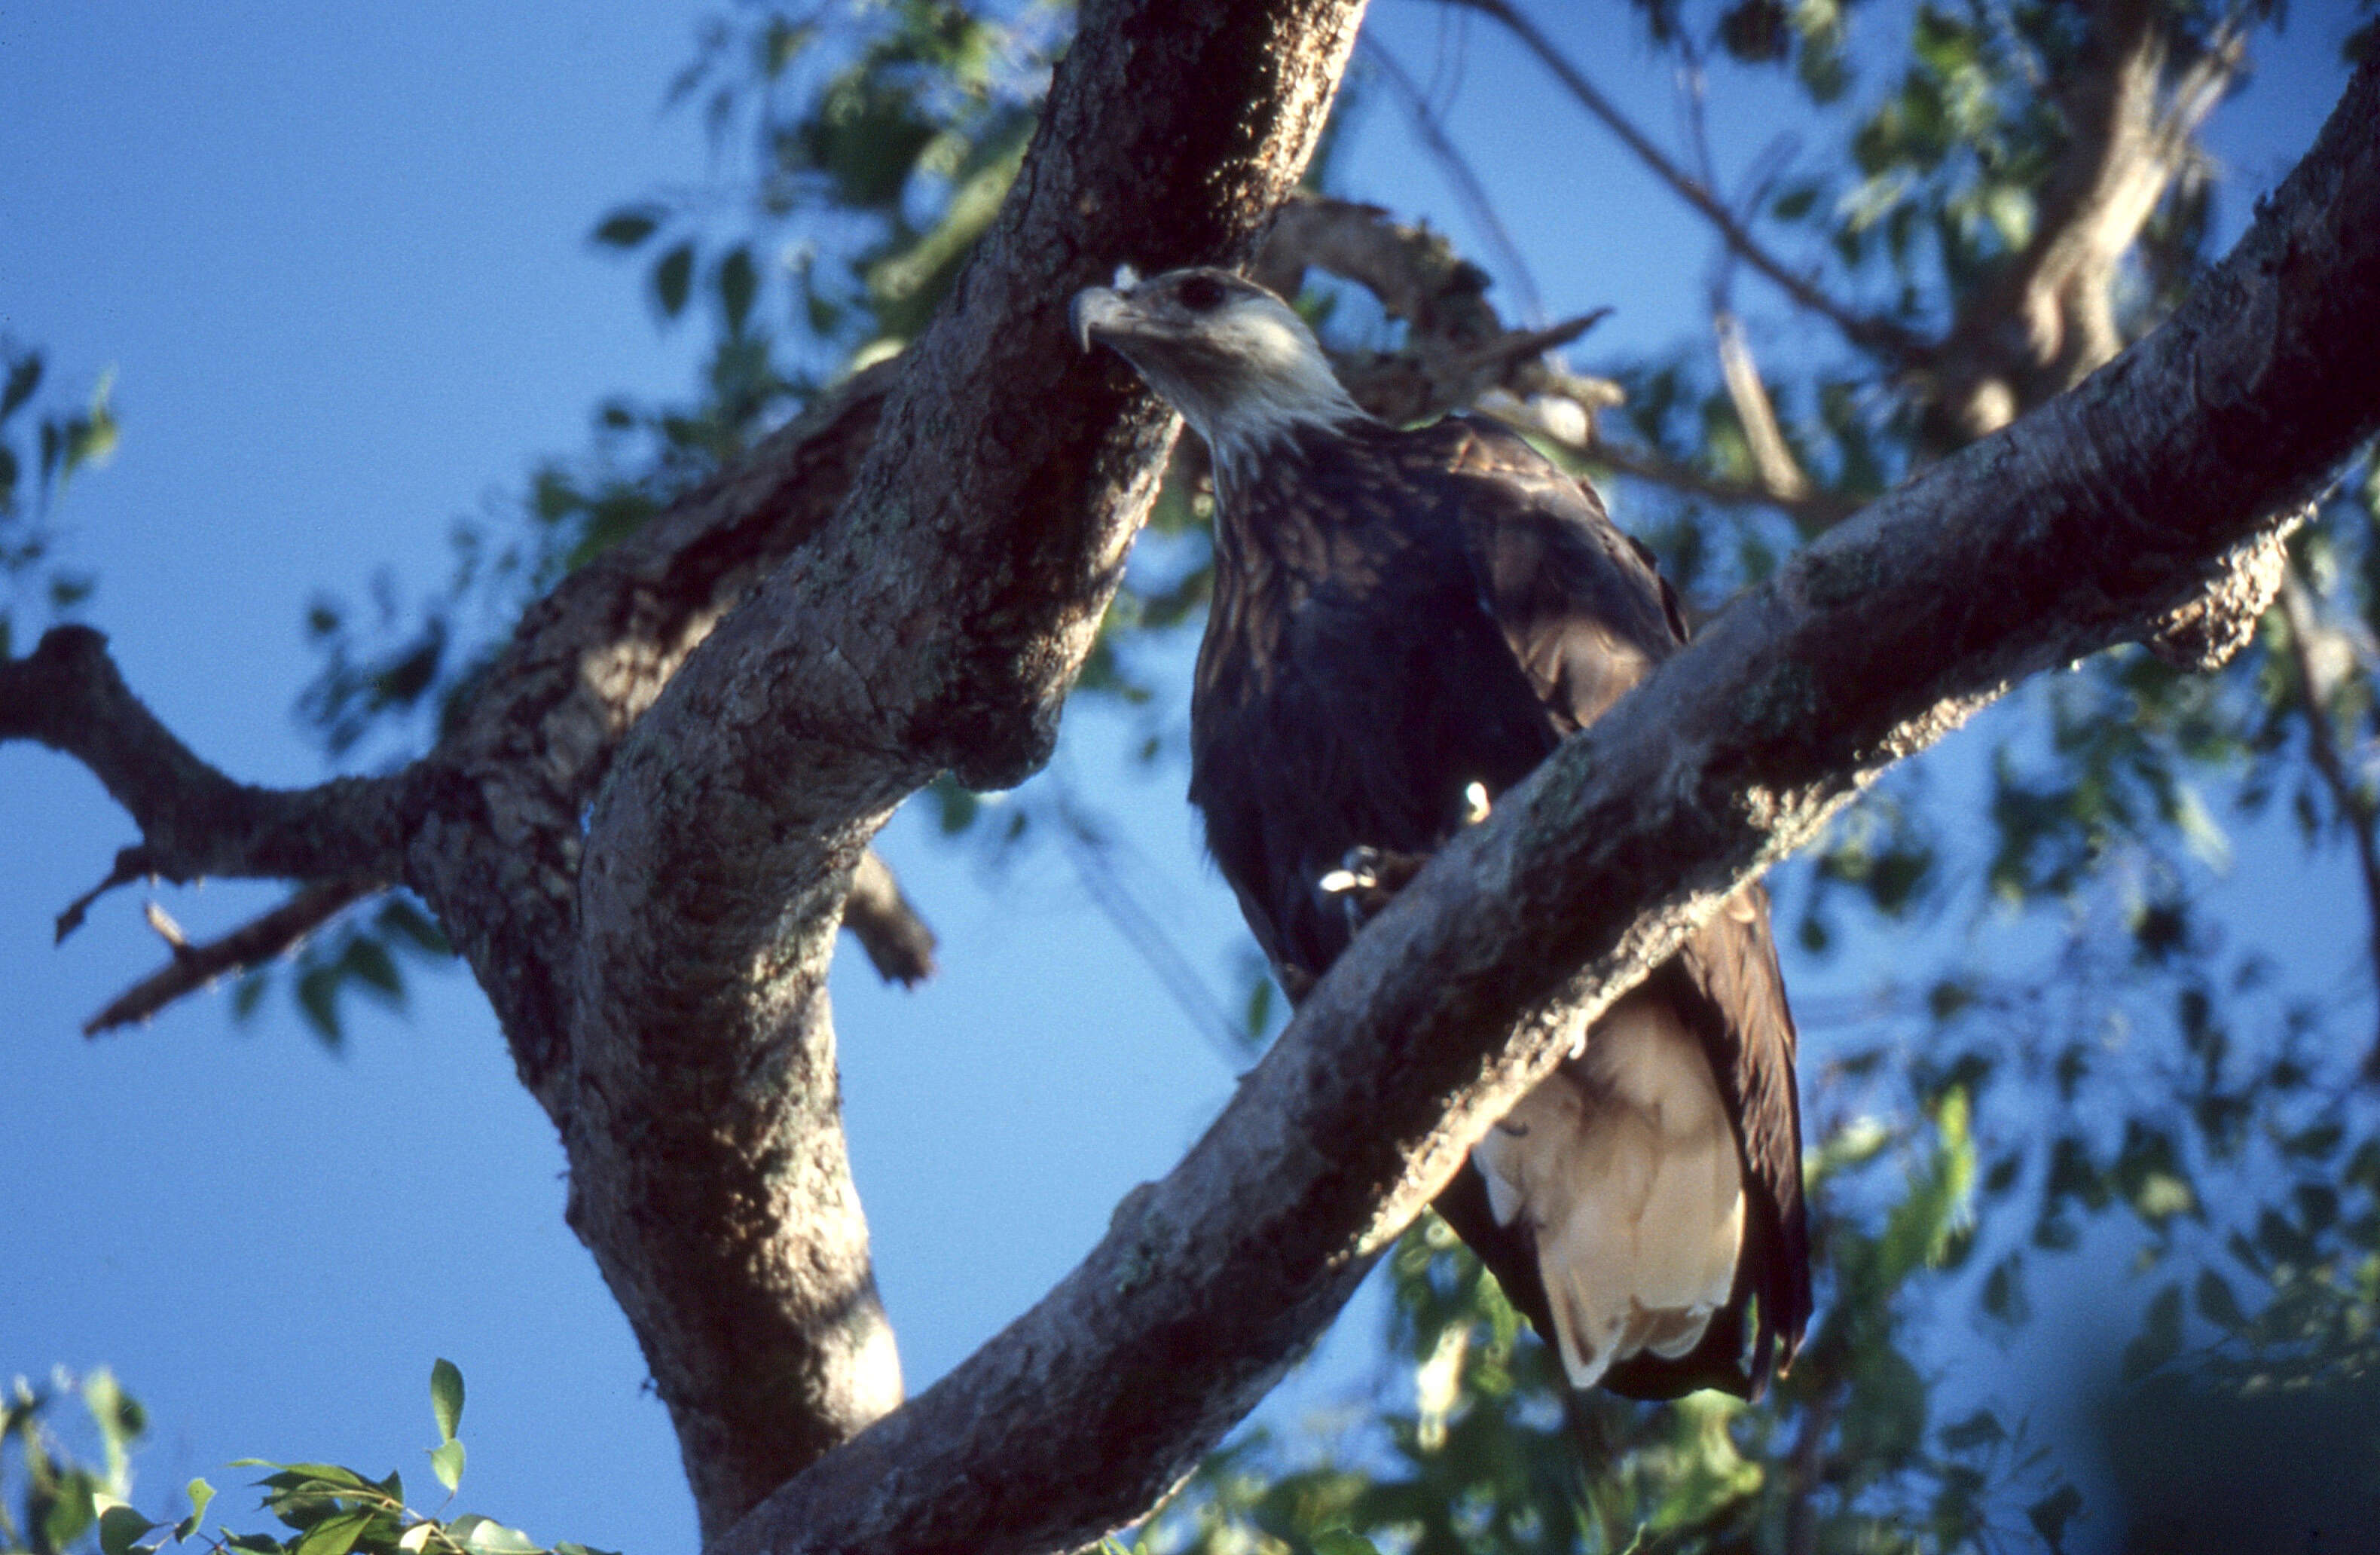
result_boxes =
[555,0,1367,1535]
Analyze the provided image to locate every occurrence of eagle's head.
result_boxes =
[1071,265,1365,476]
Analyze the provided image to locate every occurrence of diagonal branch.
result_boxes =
[1590,433,1859,527]
[1361,38,1546,322]
[707,50,2380,1555]
[1261,194,1862,526]
[1440,0,1933,366]
[81,877,379,1036]
[842,849,938,986]
[1713,309,1815,504]
[402,362,902,1105]
[9,359,935,1043]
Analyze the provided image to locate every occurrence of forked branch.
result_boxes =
[1,625,411,918]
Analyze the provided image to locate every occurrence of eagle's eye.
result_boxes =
[1176,274,1228,313]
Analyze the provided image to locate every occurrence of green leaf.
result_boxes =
[718,247,759,335]
[231,969,271,1020]
[2122,1282,2184,1381]
[1838,1345,1928,1465]
[1,353,41,422]
[430,1359,464,1441]
[176,1480,217,1542]
[1875,1087,1975,1288]
[2027,1483,2083,1550]
[378,897,452,958]
[344,937,402,997]
[591,208,662,249]
[454,1517,540,1555]
[1938,1407,2005,1453]
[653,243,695,318]
[295,964,343,1046]
[1312,1532,1382,1555]
[429,1439,466,1495]
[293,1511,375,1555]
[99,1505,158,1555]
[2194,1269,2245,1331]
[398,1525,435,1554]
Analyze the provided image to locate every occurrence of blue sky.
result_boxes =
[1,4,2363,1552]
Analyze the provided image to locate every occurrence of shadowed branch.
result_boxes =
[82,877,380,1036]
[1,625,412,924]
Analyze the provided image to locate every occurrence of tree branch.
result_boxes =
[1440,0,1933,365]
[1258,194,1863,526]
[11,356,934,1048]
[0,625,412,920]
[1713,309,1815,504]
[842,849,938,986]
[555,0,1369,1535]
[1258,194,1615,426]
[81,877,378,1036]
[400,362,901,1107]
[1360,38,1546,322]
[1590,433,1860,527]
[707,50,2380,1555]
[1930,0,2249,438]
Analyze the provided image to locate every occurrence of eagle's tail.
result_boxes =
[1471,994,1746,1391]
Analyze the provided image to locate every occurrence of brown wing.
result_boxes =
[1396,416,1681,731]
[1404,414,1810,1399]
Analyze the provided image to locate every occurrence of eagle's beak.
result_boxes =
[1070,286,1129,353]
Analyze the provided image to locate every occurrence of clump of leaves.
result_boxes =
[5,1365,614,1555]
[0,341,111,658]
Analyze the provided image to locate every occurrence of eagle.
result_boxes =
[1071,264,1810,1400]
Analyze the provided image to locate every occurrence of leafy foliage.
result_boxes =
[0,341,112,658]
[4,1368,608,1555]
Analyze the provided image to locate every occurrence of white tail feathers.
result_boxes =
[1473,994,1745,1390]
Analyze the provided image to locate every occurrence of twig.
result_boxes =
[1584,435,1859,528]
[1712,310,1814,503]
[1045,785,1251,1068]
[55,848,151,943]
[842,849,939,986]
[1439,0,1932,366]
[1361,38,1546,322]
[83,877,380,1036]
[2277,565,2380,1080]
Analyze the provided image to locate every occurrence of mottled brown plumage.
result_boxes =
[1074,266,1810,1398]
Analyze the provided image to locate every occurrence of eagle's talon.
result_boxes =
[1320,845,1428,930]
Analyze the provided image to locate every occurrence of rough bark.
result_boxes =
[699,51,2380,1555]
[405,365,901,1111]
